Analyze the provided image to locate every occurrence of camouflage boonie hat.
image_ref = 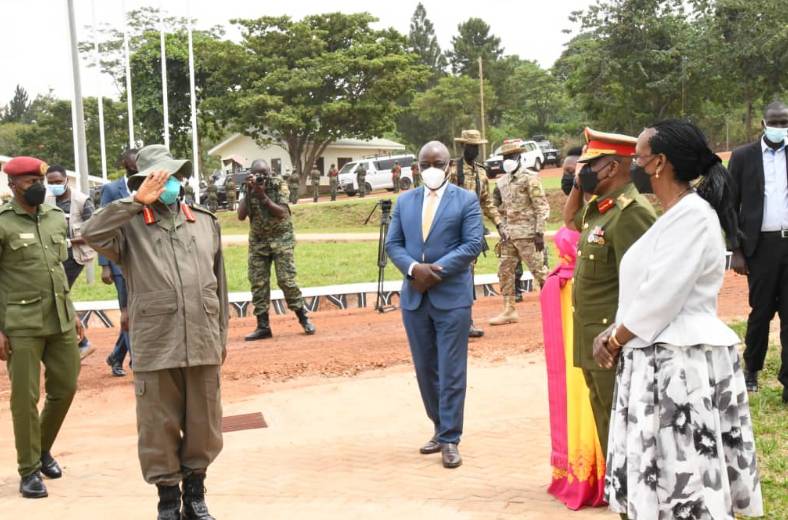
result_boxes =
[499,142,525,157]
[454,129,488,145]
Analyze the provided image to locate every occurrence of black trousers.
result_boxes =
[743,233,788,387]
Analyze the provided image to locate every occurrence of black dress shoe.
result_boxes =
[40,452,62,479]
[468,323,484,338]
[744,370,758,393]
[20,471,48,498]
[441,443,462,468]
[419,437,441,454]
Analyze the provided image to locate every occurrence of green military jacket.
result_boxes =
[81,198,229,372]
[572,183,656,370]
[245,175,294,250]
[0,200,76,337]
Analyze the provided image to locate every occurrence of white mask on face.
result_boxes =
[422,166,448,190]
[502,157,520,174]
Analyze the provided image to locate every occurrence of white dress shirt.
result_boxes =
[408,182,450,276]
[616,192,740,348]
[760,136,788,231]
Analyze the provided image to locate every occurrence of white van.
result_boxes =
[338,154,416,195]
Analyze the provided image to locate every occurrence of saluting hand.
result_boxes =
[0,331,10,361]
[133,170,169,205]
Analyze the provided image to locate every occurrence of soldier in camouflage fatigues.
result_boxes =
[239,160,315,340]
[356,163,367,197]
[489,142,550,326]
[451,129,502,338]
[225,177,237,210]
[327,164,339,201]
[205,183,219,212]
[287,170,300,205]
[310,167,321,203]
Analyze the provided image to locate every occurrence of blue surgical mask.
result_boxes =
[764,126,788,144]
[47,184,66,197]
[159,176,182,205]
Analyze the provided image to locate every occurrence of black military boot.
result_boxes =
[244,313,272,341]
[295,308,316,335]
[182,473,215,520]
[156,484,181,520]
[19,471,47,499]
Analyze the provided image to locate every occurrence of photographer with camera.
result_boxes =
[238,159,316,340]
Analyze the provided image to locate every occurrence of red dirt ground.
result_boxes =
[0,272,750,401]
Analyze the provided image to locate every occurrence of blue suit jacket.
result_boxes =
[386,184,484,311]
[98,177,130,270]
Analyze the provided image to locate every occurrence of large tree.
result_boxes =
[407,3,446,80]
[1,85,31,123]
[446,18,503,77]
[203,13,424,180]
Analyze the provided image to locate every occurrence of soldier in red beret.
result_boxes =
[0,156,84,498]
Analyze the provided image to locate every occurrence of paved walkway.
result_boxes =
[0,353,612,519]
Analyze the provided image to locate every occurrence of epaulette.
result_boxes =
[0,203,12,214]
[616,193,634,210]
[189,203,218,219]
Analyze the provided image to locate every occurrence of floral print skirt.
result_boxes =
[605,343,763,519]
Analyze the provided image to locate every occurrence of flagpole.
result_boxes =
[66,0,90,194]
[187,0,201,203]
[92,0,108,181]
[122,0,135,148]
[159,1,170,148]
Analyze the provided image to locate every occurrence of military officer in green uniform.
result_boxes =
[225,176,237,210]
[205,182,218,212]
[310,165,321,203]
[240,159,316,340]
[0,156,83,499]
[287,169,300,205]
[451,129,503,338]
[563,128,656,456]
[327,164,339,201]
[356,162,367,197]
[82,145,228,520]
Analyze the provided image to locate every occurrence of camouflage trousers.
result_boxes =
[497,238,548,294]
[357,177,367,197]
[329,179,338,201]
[289,188,299,205]
[392,175,400,193]
[312,182,320,202]
[248,242,305,315]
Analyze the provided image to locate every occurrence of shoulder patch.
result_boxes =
[616,193,634,209]
[190,204,218,219]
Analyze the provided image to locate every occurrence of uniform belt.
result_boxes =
[760,230,788,239]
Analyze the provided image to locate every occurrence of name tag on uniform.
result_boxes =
[18,233,34,239]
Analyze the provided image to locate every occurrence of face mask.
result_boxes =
[630,164,654,194]
[560,172,574,196]
[463,146,479,163]
[22,182,47,206]
[48,184,66,197]
[158,176,182,205]
[422,167,448,190]
[502,158,520,174]
[764,125,788,144]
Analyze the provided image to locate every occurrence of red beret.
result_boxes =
[3,156,48,177]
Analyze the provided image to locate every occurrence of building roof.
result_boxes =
[207,134,405,157]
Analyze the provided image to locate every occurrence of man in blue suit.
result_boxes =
[99,148,136,377]
[386,141,484,469]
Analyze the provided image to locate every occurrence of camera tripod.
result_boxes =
[364,199,396,313]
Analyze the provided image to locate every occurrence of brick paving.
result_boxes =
[0,353,614,519]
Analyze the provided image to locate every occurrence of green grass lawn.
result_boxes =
[728,321,787,518]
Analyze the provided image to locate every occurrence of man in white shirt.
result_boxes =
[729,100,788,402]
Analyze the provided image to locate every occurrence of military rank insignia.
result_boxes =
[597,198,615,214]
[588,225,606,245]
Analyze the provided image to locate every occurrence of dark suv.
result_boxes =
[213,171,250,207]
[532,136,561,167]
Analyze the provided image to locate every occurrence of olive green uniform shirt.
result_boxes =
[0,201,75,336]
[81,198,229,372]
[572,183,656,369]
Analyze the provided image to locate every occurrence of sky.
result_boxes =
[0,0,593,105]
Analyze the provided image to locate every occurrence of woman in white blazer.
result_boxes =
[593,120,763,520]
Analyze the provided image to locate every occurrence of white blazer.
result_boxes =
[616,192,740,348]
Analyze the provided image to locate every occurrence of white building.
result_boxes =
[1,154,107,200]
[207,134,407,176]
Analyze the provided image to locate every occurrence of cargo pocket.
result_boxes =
[8,237,41,261]
[4,294,43,332]
[51,234,68,262]
[135,380,146,397]
[202,290,222,348]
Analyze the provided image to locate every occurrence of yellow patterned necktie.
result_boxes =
[422,190,438,240]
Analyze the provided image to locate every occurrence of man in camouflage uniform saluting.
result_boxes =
[489,142,550,325]
[563,128,656,457]
[451,129,503,338]
[0,156,83,499]
[240,159,315,340]
[82,145,229,519]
